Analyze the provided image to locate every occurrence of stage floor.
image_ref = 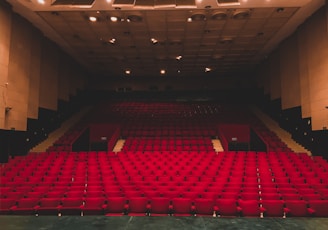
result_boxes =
[1,216,328,230]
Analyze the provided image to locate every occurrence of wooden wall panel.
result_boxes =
[297,22,311,118]
[5,16,32,131]
[269,50,281,100]
[39,39,59,110]
[28,29,41,119]
[58,53,70,101]
[306,8,328,130]
[262,60,270,95]
[279,34,301,110]
[0,3,12,129]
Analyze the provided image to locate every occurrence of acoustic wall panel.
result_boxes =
[6,16,32,131]
[0,3,12,129]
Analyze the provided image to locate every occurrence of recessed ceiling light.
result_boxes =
[151,38,158,44]
[89,16,97,22]
[109,38,116,44]
[125,70,131,75]
[37,0,45,4]
[160,69,166,75]
[233,10,251,19]
[205,67,212,72]
[190,13,206,21]
[127,15,143,22]
[110,16,119,22]
[176,55,182,60]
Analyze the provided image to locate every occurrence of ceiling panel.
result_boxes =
[7,0,324,77]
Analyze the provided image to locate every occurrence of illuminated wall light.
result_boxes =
[160,69,166,75]
[176,55,182,60]
[89,16,98,22]
[187,17,192,22]
[151,38,158,44]
[109,38,116,44]
[106,0,112,3]
[37,0,46,4]
[110,16,118,22]
[205,67,212,72]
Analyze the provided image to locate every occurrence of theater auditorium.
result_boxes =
[1,0,328,229]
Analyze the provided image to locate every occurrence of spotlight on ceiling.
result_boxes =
[151,38,158,44]
[233,9,251,19]
[205,67,212,72]
[89,16,98,22]
[211,11,228,20]
[190,13,206,21]
[108,38,116,44]
[127,14,143,22]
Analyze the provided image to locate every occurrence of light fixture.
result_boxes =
[89,16,98,22]
[211,11,228,20]
[151,38,158,44]
[205,67,212,72]
[187,17,192,22]
[233,10,251,19]
[160,69,166,75]
[108,38,116,44]
[110,16,119,22]
[125,70,131,75]
[176,55,182,60]
[127,15,143,22]
[190,13,206,21]
[37,0,45,4]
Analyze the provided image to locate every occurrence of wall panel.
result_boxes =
[28,28,41,119]
[39,39,59,110]
[279,34,301,110]
[269,50,281,100]
[58,53,70,101]
[0,3,12,129]
[5,16,32,131]
[306,8,328,130]
[297,22,311,118]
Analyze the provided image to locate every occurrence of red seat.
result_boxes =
[215,199,238,217]
[36,198,61,215]
[82,198,107,215]
[0,198,16,214]
[106,197,128,215]
[59,198,84,215]
[237,200,261,217]
[284,200,310,217]
[149,197,171,216]
[171,198,194,216]
[10,198,39,215]
[260,200,285,217]
[194,198,216,216]
[307,200,328,217]
[127,197,150,216]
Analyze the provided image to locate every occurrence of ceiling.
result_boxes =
[6,0,325,78]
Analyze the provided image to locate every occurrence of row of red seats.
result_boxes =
[1,196,328,217]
